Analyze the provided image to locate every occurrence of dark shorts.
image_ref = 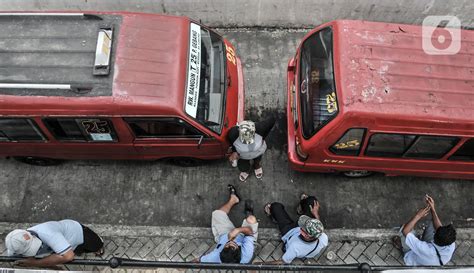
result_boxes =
[74,225,104,255]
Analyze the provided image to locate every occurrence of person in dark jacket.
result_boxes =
[227,116,276,182]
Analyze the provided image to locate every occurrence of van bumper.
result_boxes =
[236,57,245,123]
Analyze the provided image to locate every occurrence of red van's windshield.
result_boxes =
[299,27,338,139]
[185,23,226,135]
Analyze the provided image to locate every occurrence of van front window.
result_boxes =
[185,23,226,135]
[299,27,338,139]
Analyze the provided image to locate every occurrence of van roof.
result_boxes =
[335,20,474,124]
[0,12,190,116]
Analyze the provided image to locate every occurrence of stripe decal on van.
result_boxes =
[185,23,201,118]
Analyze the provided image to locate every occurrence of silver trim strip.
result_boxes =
[0,83,71,89]
[0,13,84,16]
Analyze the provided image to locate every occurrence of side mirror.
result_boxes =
[197,135,204,149]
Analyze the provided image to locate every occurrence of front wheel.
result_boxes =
[13,156,64,166]
[342,170,374,178]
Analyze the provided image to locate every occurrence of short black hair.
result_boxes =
[434,224,456,246]
[220,245,241,263]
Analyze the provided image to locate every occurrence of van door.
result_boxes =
[125,117,222,160]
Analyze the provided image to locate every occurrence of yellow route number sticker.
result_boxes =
[334,140,360,149]
[326,92,338,113]
[226,45,236,66]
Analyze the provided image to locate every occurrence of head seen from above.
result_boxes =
[299,215,324,242]
[5,229,42,257]
[220,240,241,263]
[238,120,256,144]
[434,224,457,246]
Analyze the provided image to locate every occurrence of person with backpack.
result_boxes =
[392,195,456,266]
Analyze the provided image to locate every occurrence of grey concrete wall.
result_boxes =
[1,0,473,28]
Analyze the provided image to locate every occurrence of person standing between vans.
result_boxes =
[261,199,328,264]
[392,195,456,266]
[5,219,104,268]
[198,185,258,264]
[228,116,276,182]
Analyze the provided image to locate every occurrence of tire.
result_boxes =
[13,156,64,166]
[168,157,203,167]
[342,170,374,178]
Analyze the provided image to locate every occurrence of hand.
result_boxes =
[425,195,435,210]
[310,200,320,213]
[415,206,430,219]
[229,152,239,161]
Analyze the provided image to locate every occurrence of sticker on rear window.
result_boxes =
[185,23,201,118]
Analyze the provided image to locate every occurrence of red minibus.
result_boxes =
[287,20,474,179]
[0,12,244,166]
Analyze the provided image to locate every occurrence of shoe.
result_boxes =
[254,167,263,180]
[227,184,241,202]
[239,172,249,182]
[244,199,254,217]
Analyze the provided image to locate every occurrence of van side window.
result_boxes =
[449,139,474,161]
[0,118,46,142]
[125,118,201,138]
[43,118,117,142]
[404,136,459,159]
[366,134,416,157]
[330,128,365,156]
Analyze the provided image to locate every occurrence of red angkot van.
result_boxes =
[0,12,244,166]
[287,20,474,179]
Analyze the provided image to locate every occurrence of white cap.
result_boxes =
[5,229,42,257]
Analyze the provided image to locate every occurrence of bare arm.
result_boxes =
[425,195,442,230]
[228,226,254,240]
[402,206,430,236]
[17,250,75,268]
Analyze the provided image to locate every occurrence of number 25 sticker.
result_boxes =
[226,45,236,66]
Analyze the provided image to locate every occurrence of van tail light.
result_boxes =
[295,136,308,161]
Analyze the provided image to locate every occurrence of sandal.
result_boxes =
[227,184,241,202]
[392,236,402,251]
[264,203,278,223]
[254,167,263,180]
[239,172,249,182]
[95,247,105,256]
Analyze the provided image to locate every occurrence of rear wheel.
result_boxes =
[13,156,63,166]
[168,157,203,167]
[342,170,374,178]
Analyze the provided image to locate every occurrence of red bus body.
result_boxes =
[0,12,244,161]
[287,20,474,180]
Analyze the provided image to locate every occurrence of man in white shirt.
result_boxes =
[393,195,456,266]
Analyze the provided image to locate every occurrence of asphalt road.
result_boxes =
[0,29,472,229]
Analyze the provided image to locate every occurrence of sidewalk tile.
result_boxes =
[165,240,184,260]
[362,242,380,259]
[125,238,144,258]
[179,240,198,259]
[258,241,276,261]
[356,254,373,265]
[344,254,358,264]
[388,244,403,259]
[350,241,367,259]
[454,241,471,257]
[137,240,156,258]
[337,241,356,260]
[270,242,284,260]
[370,254,388,266]
[384,254,403,265]
[376,242,393,259]
[152,238,176,258]
[191,241,212,259]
